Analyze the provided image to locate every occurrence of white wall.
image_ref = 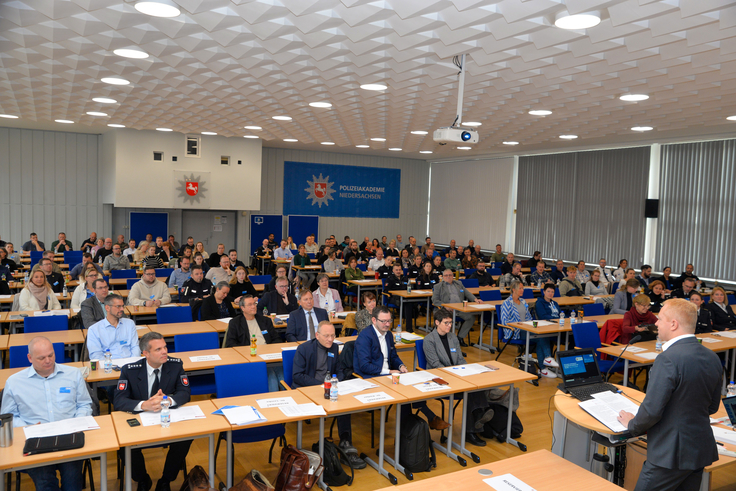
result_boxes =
[102,129,262,210]
[0,127,104,248]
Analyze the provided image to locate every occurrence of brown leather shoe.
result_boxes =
[429,416,450,430]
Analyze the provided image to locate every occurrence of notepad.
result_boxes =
[221,406,268,426]
[139,405,205,426]
[338,378,378,395]
[637,352,659,360]
[441,363,493,377]
[23,416,100,438]
[259,353,282,360]
[279,403,326,417]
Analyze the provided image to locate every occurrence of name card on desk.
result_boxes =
[259,353,282,360]
[354,392,394,404]
[483,474,537,491]
[699,337,722,344]
[637,352,658,360]
[189,355,222,362]
[256,396,296,409]
[412,382,448,393]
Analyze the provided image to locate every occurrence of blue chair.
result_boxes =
[702,296,710,304]
[729,294,736,305]
[174,333,219,395]
[155,268,174,278]
[488,268,502,276]
[110,269,137,279]
[611,282,619,295]
[460,278,479,288]
[583,303,606,316]
[463,269,475,278]
[492,262,503,269]
[381,279,401,325]
[356,264,367,272]
[522,288,535,299]
[126,278,139,290]
[64,251,83,263]
[479,290,502,301]
[340,270,357,310]
[571,322,625,382]
[281,349,297,390]
[156,306,193,324]
[249,275,271,285]
[30,251,44,260]
[307,253,315,259]
[9,343,65,368]
[415,339,427,370]
[24,315,68,333]
[214,363,286,471]
[554,287,561,298]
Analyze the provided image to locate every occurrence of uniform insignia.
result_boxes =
[180,375,189,386]
[118,380,128,391]
[168,357,182,363]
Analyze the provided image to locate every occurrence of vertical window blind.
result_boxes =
[516,147,650,265]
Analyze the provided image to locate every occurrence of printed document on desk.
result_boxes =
[578,391,639,433]
[222,406,268,426]
[23,416,100,438]
[139,405,205,426]
[442,363,493,377]
[279,403,326,417]
[483,473,537,491]
[113,356,144,367]
[338,378,378,395]
[395,371,436,386]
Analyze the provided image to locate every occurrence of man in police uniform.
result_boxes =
[113,332,192,491]
[179,264,213,302]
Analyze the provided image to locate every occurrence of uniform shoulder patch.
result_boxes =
[118,380,128,391]
[180,374,189,386]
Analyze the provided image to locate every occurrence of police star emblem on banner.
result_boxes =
[305,173,335,208]
[176,172,209,205]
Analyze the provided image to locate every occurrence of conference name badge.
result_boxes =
[59,387,71,393]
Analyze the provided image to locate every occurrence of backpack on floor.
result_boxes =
[311,440,353,487]
[481,404,523,441]
[399,414,436,473]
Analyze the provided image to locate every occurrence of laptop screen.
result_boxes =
[557,349,603,387]
[723,396,736,426]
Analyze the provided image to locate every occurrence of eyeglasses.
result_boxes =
[375,318,392,324]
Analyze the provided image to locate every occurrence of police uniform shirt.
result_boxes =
[133,361,180,412]
[181,277,214,301]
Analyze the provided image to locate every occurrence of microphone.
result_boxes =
[604,335,642,383]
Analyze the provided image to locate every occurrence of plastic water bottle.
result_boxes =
[395,324,402,344]
[160,396,170,428]
[104,349,112,374]
[728,381,736,397]
[556,279,560,286]
[559,312,565,326]
[330,374,338,402]
[406,281,412,294]
[24,271,29,285]
[571,310,577,324]
[62,283,68,297]
[655,336,663,353]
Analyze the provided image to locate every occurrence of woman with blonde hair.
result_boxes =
[133,241,149,264]
[195,242,209,260]
[708,286,736,331]
[228,266,257,302]
[19,269,61,311]
[621,294,658,344]
[71,266,102,309]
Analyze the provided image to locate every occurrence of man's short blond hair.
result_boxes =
[662,298,697,334]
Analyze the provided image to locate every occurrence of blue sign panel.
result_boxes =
[283,161,401,218]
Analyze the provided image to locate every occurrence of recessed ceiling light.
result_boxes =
[309,102,332,108]
[419,151,433,154]
[321,142,335,145]
[134,1,181,18]
[92,97,117,104]
[244,126,262,130]
[86,111,108,117]
[0,114,19,119]
[201,131,217,135]
[156,128,173,132]
[619,94,649,102]
[503,141,519,145]
[272,116,292,121]
[113,48,149,59]
[529,110,552,116]
[554,11,601,30]
[388,148,402,151]
[101,77,130,86]
[463,122,482,127]
[727,116,736,121]
[360,83,387,91]
[55,120,74,124]
[243,135,259,139]
[284,139,298,142]
[108,124,125,128]
[370,138,386,142]
[356,145,370,148]
[560,135,578,139]
[631,126,653,132]
[410,131,428,135]
[457,146,472,150]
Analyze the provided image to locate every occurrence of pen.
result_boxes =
[716,441,724,446]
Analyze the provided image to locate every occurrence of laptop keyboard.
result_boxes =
[568,383,618,401]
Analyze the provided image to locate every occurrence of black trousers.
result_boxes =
[130,440,193,483]
[634,461,704,491]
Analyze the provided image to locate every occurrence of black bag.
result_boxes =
[311,440,353,487]
[562,279,582,297]
[481,404,523,441]
[399,414,436,473]
[23,432,85,456]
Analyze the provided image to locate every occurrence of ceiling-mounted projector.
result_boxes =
[433,126,479,145]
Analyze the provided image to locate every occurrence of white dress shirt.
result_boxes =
[372,326,390,375]
[133,361,177,411]
[662,334,695,351]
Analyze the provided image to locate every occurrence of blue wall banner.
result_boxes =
[283,161,401,218]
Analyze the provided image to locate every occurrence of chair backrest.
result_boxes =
[9,342,65,368]
[611,282,619,295]
[460,278,479,288]
[156,306,193,324]
[307,253,315,259]
[110,269,137,279]
[249,275,271,285]
[583,303,606,316]
[464,269,475,278]
[356,263,367,271]
[415,339,427,370]
[729,294,736,305]
[479,289,502,301]
[554,287,560,298]
[155,268,174,278]
[521,288,535,299]
[30,258,41,268]
[488,268,502,276]
[30,251,44,260]
[64,251,83,263]
[492,262,503,269]
[571,322,603,352]
[174,332,219,352]
[282,348,297,389]
[126,278,139,290]
[24,315,68,333]
[215,362,268,398]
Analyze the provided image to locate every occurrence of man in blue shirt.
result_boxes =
[1,336,93,490]
[87,293,141,361]
[168,255,192,290]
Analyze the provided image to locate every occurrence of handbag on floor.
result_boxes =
[230,469,275,491]
[274,444,323,491]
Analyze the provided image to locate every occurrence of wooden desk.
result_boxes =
[205,318,230,333]
[0,415,118,491]
[375,449,622,491]
[123,303,189,320]
[554,384,641,434]
[172,347,248,372]
[387,290,433,331]
[347,279,382,309]
[442,301,507,353]
[8,330,85,361]
[2,310,76,324]
[112,400,228,491]
[0,334,8,351]
[146,321,217,337]
[506,318,582,374]
[233,343,299,364]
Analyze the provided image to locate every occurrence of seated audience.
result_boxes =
[529,261,552,286]
[613,259,628,281]
[208,243,227,268]
[344,257,365,295]
[690,292,714,334]
[618,268,639,292]
[266,265,294,294]
[180,265,213,302]
[501,253,515,275]
[192,252,210,275]
[313,273,343,313]
[69,253,102,279]
[20,270,62,311]
[128,266,172,307]
[416,261,440,289]
[636,264,654,289]
[444,249,461,272]
[550,259,566,283]
[671,277,696,299]
[286,289,329,342]
[655,266,675,292]
[205,254,234,285]
[274,240,294,262]
[88,293,141,360]
[528,284,561,375]
[123,239,137,257]
[489,244,505,263]
[71,266,101,310]
[612,279,640,315]
[647,280,667,313]
[168,256,192,290]
[407,254,424,278]
[0,247,17,274]
[527,251,542,269]
[576,261,590,284]
[194,241,209,260]
[384,263,416,333]
[593,258,614,288]
[621,294,658,343]
[201,281,236,321]
[80,232,98,253]
[322,249,343,274]
[385,239,400,257]
[676,263,700,289]
[258,277,298,316]
[228,249,245,270]
[461,248,478,269]
[80,278,109,328]
[432,269,481,345]
[432,254,445,275]
[500,261,528,288]
[51,232,73,253]
[585,269,614,310]
[142,244,165,269]
[343,291,377,334]
[103,243,130,271]
[22,232,45,252]
[293,244,314,290]
[228,266,257,302]
[38,258,64,293]
[708,286,736,331]
[93,237,114,264]
[132,241,149,264]
[399,249,411,269]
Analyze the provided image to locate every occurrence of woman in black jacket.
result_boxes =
[228,266,257,303]
[708,287,736,331]
[200,281,236,320]
[416,261,439,290]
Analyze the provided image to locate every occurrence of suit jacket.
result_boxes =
[707,303,736,331]
[80,296,106,329]
[292,338,341,388]
[431,280,476,307]
[224,314,281,348]
[113,357,191,413]
[353,325,403,378]
[422,329,466,369]
[627,337,722,469]
[200,294,236,321]
[285,307,329,342]
[257,291,298,316]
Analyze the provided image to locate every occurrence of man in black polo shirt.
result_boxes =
[39,258,64,294]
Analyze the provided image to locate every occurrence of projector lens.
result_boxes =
[461,131,471,141]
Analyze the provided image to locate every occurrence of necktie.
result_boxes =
[308,311,316,340]
[151,368,160,397]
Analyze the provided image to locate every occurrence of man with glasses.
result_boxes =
[205,254,233,285]
[258,277,298,316]
[285,289,329,342]
[469,261,495,287]
[432,270,482,346]
[128,266,172,307]
[293,321,366,468]
[179,264,212,302]
[103,243,130,271]
[38,258,64,293]
[80,278,110,328]
[88,293,140,360]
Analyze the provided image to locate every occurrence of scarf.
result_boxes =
[629,306,652,324]
[28,282,49,309]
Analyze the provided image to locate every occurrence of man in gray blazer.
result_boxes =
[80,278,109,328]
[431,269,482,345]
[617,298,722,491]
